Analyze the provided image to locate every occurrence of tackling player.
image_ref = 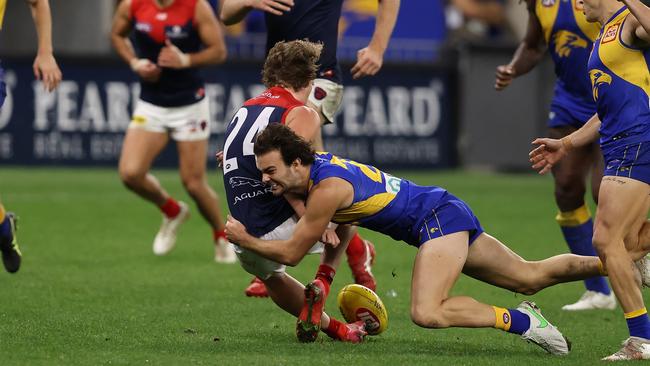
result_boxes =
[0,0,62,273]
[221,40,366,343]
[227,123,650,355]
[530,0,650,360]
[494,0,614,310]
[111,0,234,262]
[219,0,400,297]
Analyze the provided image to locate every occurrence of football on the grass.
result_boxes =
[337,284,388,335]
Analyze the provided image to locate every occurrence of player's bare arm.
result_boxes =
[620,0,650,45]
[27,0,61,92]
[226,178,351,265]
[530,113,602,174]
[495,0,546,90]
[219,0,294,25]
[111,0,161,82]
[158,0,227,69]
[351,0,400,79]
[284,106,321,145]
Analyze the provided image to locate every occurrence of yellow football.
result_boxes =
[337,284,388,335]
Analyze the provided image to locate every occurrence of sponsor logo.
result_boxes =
[132,115,147,125]
[135,22,152,33]
[313,87,327,101]
[229,176,266,188]
[589,69,612,101]
[602,22,620,44]
[155,12,168,21]
[356,308,381,332]
[165,24,189,39]
[553,30,588,57]
[200,120,207,131]
[429,227,439,234]
[542,0,555,7]
[232,187,272,205]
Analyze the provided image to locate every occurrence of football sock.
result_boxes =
[493,306,530,335]
[625,308,650,339]
[556,205,611,295]
[323,317,344,339]
[346,233,365,258]
[160,197,181,218]
[0,204,10,240]
[213,229,227,242]
[315,264,335,296]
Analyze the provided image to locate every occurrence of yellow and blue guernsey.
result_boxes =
[0,0,5,30]
[536,0,600,126]
[309,153,484,247]
[0,0,6,108]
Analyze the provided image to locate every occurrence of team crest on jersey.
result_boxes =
[602,22,620,44]
[155,12,168,21]
[553,30,588,57]
[589,69,612,101]
[541,0,555,7]
[165,24,189,39]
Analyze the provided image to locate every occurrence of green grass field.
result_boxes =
[0,167,644,365]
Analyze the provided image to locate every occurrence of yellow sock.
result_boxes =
[0,203,5,222]
[598,260,608,276]
[492,306,512,331]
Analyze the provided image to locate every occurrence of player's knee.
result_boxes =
[181,175,207,196]
[512,262,543,295]
[410,305,449,329]
[554,177,586,207]
[592,225,614,256]
[119,167,145,189]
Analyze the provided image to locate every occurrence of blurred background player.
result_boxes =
[221,40,367,343]
[530,0,650,359]
[219,0,400,297]
[0,0,62,273]
[494,0,614,310]
[111,0,234,262]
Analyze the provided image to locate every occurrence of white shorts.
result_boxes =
[308,78,344,124]
[129,98,211,141]
[234,216,324,280]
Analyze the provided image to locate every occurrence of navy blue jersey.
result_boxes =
[265,0,343,83]
[131,0,205,107]
[222,87,303,237]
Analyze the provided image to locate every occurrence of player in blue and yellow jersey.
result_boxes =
[221,40,367,343]
[0,0,62,274]
[111,0,233,262]
[226,124,650,355]
[219,0,399,298]
[531,0,650,359]
[495,0,615,311]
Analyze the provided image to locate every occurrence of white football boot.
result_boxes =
[518,300,571,355]
[602,337,650,361]
[214,236,237,264]
[635,254,650,288]
[561,290,617,311]
[152,201,189,255]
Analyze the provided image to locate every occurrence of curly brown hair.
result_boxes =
[254,124,315,166]
[262,40,323,90]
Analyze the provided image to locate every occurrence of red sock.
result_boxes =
[346,233,365,257]
[323,317,344,340]
[316,264,335,290]
[160,198,180,218]
[213,229,227,242]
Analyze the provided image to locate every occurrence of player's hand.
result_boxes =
[33,52,62,92]
[529,138,567,174]
[321,225,340,247]
[158,40,191,69]
[216,150,224,167]
[131,58,161,82]
[225,215,249,246]
[351,46,383,79]
[494,65,515,91]
[248,0,294,15]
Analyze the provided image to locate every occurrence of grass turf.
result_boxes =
[0,167,643,365]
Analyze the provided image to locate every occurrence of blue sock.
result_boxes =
[0,215,10,240]
[557,207,611,295]
[507,309,531,335]
[626,310,650,339]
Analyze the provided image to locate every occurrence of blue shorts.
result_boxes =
[548,85,595,129]
[416,196,484,247]
[603,141,650,185]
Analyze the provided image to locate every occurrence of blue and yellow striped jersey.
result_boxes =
[0,0,6,30]
[588,6,650,145]
[308,152,449,246]
[536,0,600,101]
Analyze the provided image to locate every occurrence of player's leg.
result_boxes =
[0,202,21,273]
[549,125,613,310]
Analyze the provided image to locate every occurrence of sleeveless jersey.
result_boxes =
[222,87,302,237]
[536,0,600,104]
[588,6,650,146]
[309,152,450,246]
[265,0,343,83]
[131,0,204,107]
[0,0,6,29]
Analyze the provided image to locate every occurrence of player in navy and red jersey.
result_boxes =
[0,0,62,274]
[111,0,234,262]
[219,0,400,297]
[221,40,367,343]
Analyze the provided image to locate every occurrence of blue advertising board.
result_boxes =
[0,59,455,170]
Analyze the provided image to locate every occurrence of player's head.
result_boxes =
[254,124,315,195]
[580,0,618,23]
[262,40,323,91]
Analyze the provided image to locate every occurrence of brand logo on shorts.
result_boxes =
[200,120,207,131]
[132,115,147,125]
[314,87,327,101]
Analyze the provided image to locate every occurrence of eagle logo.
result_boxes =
[589,69,612,101]
[553,30,588,57]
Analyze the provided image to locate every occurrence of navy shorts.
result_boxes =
[547,86,595,129]
[603,141,650,185]
[0,66,6,109]
[416,196,484,247]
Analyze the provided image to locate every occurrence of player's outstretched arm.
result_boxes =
[621,0,650,45]
[27,0,61,92]
[350,0,400,79]
[495,0,545,90]
[158,0,227,69]
[219,0,293,25]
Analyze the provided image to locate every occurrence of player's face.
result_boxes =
[580,0,600,22]
[256,150,297,196]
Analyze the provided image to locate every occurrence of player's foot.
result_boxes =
[214,236,237,264]
[152,201,189,256]
[635,254,650,288]
[602,337,650,361]
[296,279,327,343]
[348,239,376,291]
[518,300,571,355]
[244,277,269,298]
[0,213,21,273]
[336,321,367,343]
[561,290,616,311]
